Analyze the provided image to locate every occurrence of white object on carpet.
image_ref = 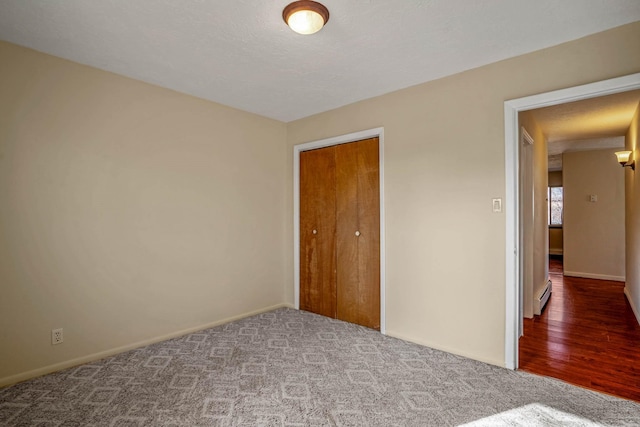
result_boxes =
[460,403,603,426]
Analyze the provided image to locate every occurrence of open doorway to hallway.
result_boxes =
[516,89,640,401]
[504,73,640,373]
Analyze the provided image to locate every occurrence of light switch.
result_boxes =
[590,194,598,202]
[492,198,502,213]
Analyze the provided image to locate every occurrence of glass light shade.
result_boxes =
[615,150,632,164]
[287,10,325,34]
[283,1,329,35]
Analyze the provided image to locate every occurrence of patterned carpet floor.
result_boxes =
[1,308,639,426]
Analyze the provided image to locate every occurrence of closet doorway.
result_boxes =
[300,137,380,329]
[293,128,386,332]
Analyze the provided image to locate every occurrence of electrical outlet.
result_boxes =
[52,328,63,345]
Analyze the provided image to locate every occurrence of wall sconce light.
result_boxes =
[615,150,635,170]
[283,1,330,35]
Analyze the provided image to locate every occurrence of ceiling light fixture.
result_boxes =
[615,150,635,170]
[283,1,329,35]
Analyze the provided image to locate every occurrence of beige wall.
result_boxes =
[625,102,640,323]
[549,229,564,255]
[548,171,563,187]
[563,149,626,280]
[548,171,564,255]
[285,22,640,365]
[0,42,288,385]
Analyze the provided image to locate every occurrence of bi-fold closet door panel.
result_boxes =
[300,137,380,330]
[300,146,337,318]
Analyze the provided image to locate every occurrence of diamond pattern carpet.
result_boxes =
[1,308,639,426]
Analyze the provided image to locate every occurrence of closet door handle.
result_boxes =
[355,231,360,237]
[312,229,317,235]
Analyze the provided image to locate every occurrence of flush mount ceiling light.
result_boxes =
[283,1,329,35]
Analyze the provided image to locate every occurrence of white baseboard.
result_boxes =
[624,287,640,326]
[563,271,625,282]
[549,249,563,255]
[0,303,294,388]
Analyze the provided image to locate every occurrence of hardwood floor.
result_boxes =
[519,257,640,402]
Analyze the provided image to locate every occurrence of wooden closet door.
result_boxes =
[300,147,337,318]
[336,138,380,330]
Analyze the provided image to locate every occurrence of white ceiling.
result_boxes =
[531,90,640,144]
[546,136,626,157]
[1,1,639,122]
[530,89,640,172]
[546,136,626,171]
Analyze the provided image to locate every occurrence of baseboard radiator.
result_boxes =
[535,279,552,315]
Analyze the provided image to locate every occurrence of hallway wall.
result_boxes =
[563,149,625,281]
[625,101,640,323]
